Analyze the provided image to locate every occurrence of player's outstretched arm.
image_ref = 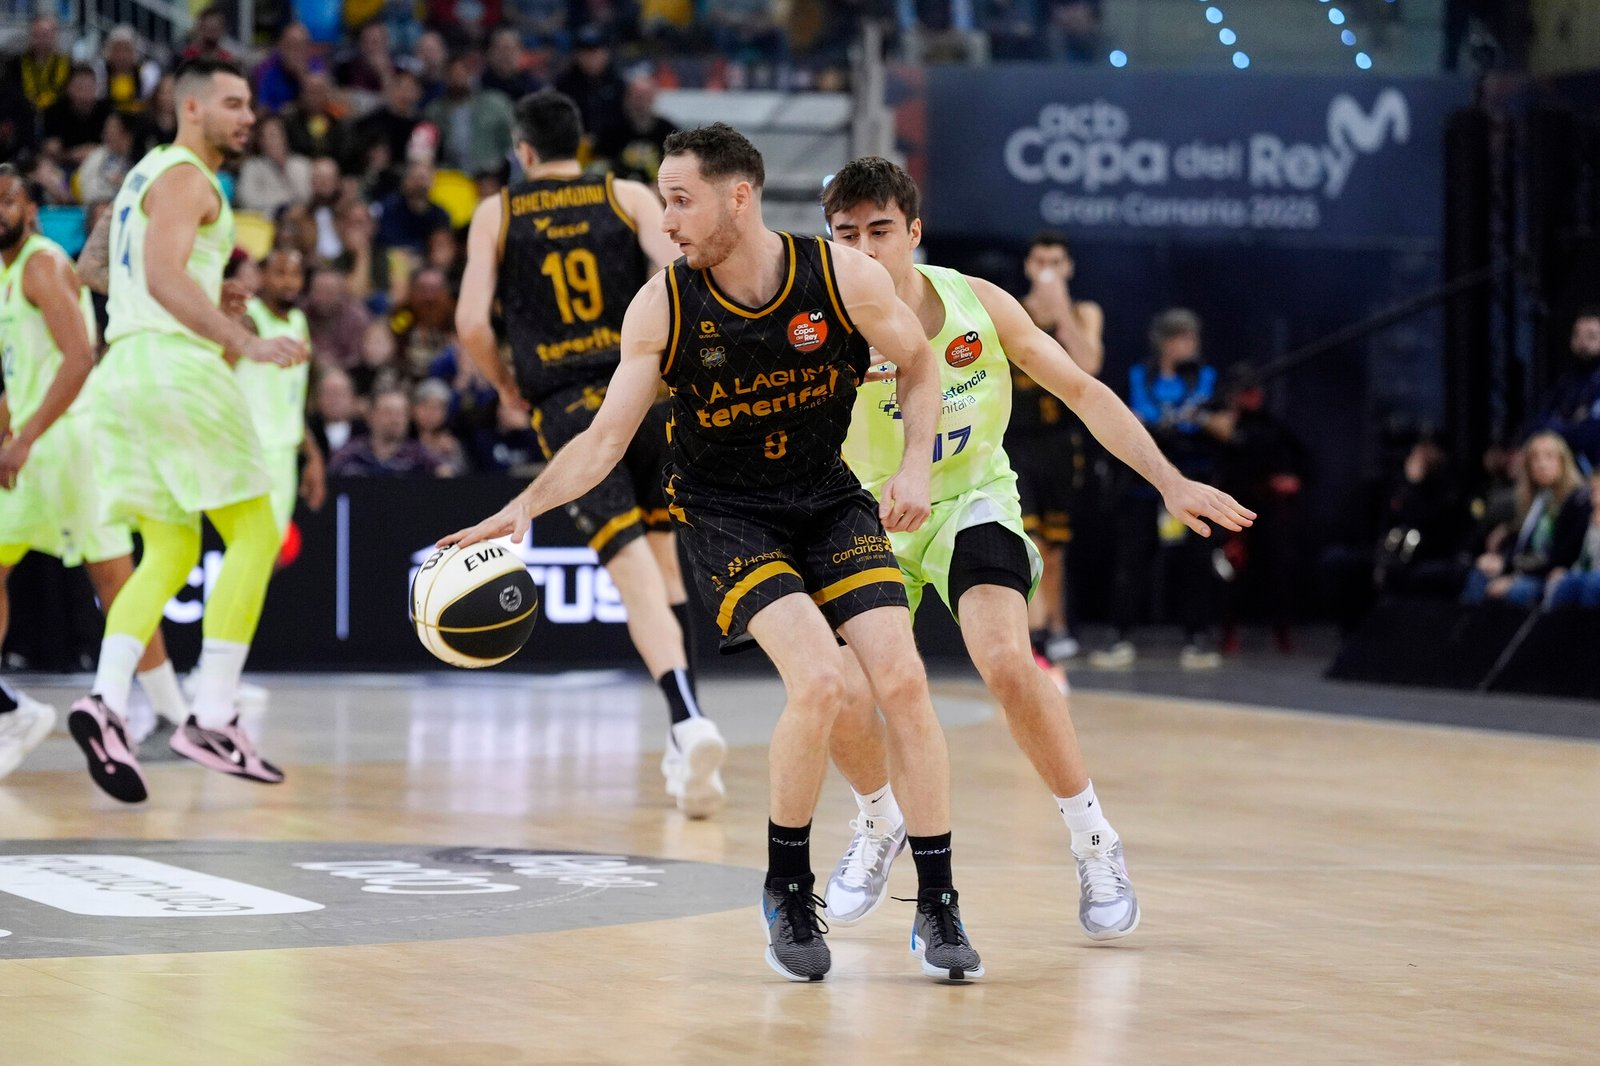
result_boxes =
[439,277,669,548]
[971,276,1256,538]
[144,166,305,369]
[614,179,680,272]
[831,243,937,532]
[0,249,94,489]
[456,192,527,414]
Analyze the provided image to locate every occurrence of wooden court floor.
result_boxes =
[0,673,1596,1065]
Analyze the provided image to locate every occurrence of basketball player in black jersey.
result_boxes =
[455,91,729,819]
[443,122,985,984]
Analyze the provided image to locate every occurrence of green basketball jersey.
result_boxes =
[105,144,234,349]
[238,297,311,449]
[844,264,1014,502]
[0,233,99,427]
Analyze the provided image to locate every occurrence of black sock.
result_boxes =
[0,677,18,714]
[671,601,697,663]
[657,667,701,725]
[908,832,954,894]
[1029,628,1048,658]
[767,820,812,884]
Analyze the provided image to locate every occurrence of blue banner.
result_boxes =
[924,68,1472,244]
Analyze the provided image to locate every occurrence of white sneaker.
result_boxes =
[124,686,158,747]
[1045,635,1081,662]
[1088,641,1136,669]
[1179,644,1222,670]
[0,693,58,782]
[823,813,907,924]
[181,676,270,741]
[661,716,726,819]
[1072,833,1141,941]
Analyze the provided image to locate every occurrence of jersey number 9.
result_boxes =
[540,249,604,324]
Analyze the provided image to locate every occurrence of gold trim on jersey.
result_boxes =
[604,173,637,232]
[704,232,797,319]
[662,267,684,376]
[496,188,511,260]
[810,566,905,607]
[716,560,800,634]
[589,507,643,555]
[815,237,855,334]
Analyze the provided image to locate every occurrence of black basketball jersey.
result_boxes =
[661,233,871,492]
[495,172,649,405]
[1006,363,1070,437]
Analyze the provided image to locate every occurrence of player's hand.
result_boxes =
[879,465,931,533]
[438,497,534,548]
[243,335,308,367]
[0,435,30,490]
[1160,477,1256,538]
[300,454,327,511]
[220,279,251,319]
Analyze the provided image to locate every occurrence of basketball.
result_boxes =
[409,542,539,668]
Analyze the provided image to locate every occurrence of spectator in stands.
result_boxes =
[352,319,405,396]
[95,27,161,116]
[390,266,456,379]
[375,160,452,256]
[239,114,314,217]
[282,72,350,161]
[1527,307,1600,468]
[639,0,696,51]
[11,14,70,111]
[482,27,543,100]
[1462,430,1588,607]
[1545,469,1600,609]
[77,111,143,205]
[305,156,350,261]
[42,66,112,171]
[255,22,320,113]
[1090,308,1224,670]
[555,26,627,153]
[983,0,1047,60]
[593,74,678,183]
[332,196,385,302]
[413,379,471,476]
[305,265,374,369]
[274,203,322,262]
[424,52,516,177]
[0,77,36,162]
[329,387,440,476]
[703,0,789,67]
[308,366,367,457]
[411,30,450,107]
[147,74,178,145]
[178,5,235,64]
[336,20,395,95]
[350,68,424,181]
[1045,0,1105,63]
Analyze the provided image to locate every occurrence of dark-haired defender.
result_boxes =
[819,157,1253,940]
[456,90,729,818]
[443,123,985,984]
[70,58,307,801]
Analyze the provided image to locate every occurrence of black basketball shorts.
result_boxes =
[1008,431,1078,546]
[666,471,909,653]
[532,386,674,565]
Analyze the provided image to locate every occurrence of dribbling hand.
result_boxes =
[438,498,535,549]
[1160,477,1257,538]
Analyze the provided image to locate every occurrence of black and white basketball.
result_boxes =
[410,542,539,668]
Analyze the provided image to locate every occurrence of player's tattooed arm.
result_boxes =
[830,243,936,533]
[77,209,112,295]
[439,278,667,548]
[972,276,1255,538]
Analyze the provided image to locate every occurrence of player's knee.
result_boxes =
[870,656,930,715]
[969,628,1033,688]
[789,662,847,716]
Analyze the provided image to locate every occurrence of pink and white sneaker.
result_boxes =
[67,695,149,803]
[169,716,285,784]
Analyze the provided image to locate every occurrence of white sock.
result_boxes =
[853,783,904,828]
[137,661,190,726]
[192,639,249,728]
[92,634,145,716]
[1058,781,1115,845]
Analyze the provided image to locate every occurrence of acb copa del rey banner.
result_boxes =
[923,68,1472,244]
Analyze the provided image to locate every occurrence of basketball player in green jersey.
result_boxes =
[819,158,1253,940]
[68,58,306,802]
[456,90,727,818]
[444,124,985,983]
[238,248,325,536]
[0,164,194,781]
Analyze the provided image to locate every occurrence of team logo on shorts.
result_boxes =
[788,310,828,353]
[945,331,983,368]
[700,346,726,368]
[499,586,524,613]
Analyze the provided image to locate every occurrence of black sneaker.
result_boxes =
[761,876,831,982]
[910,888,984,982]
